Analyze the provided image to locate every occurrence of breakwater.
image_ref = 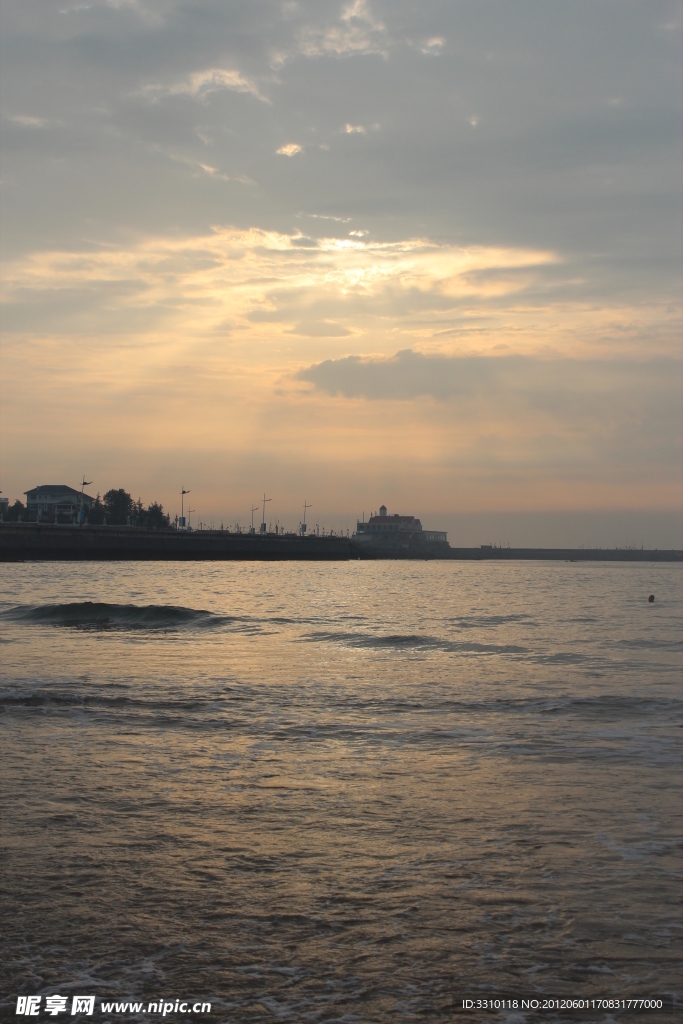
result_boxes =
[0,523,680,561]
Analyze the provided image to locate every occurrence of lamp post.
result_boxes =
[260,493,272,535]
[302,499,312,536]
[79,477,93,525]
[181,487,190,529]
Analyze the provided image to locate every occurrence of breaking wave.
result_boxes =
[3,601,237,632]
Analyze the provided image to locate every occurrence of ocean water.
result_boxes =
[0,561,680,1023]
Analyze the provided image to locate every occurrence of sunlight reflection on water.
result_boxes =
[0,562,680,1022]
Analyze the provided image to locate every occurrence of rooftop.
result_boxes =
[368,513,419,524]
[25,485,95,501]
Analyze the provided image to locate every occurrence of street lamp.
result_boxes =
[180,487,190,529]
[79,477,93,525]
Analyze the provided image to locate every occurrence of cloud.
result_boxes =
[344,124,365,134]
[277,143,302,156]
[297,352,682,472]
[143,67,270,104]
[286,321,352,337]
[1,229,549,309]
[60,0,167,27]
[6,225,674,362]
[9,114,50,128]
[420,37,444,56]
[0,0,680,531]
[291,349,682,510]
[296,0,387,59]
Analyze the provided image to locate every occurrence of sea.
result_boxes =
[0,561,680,1023]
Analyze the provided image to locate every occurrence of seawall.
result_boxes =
[0,524,680,562]
[0,523,353,561]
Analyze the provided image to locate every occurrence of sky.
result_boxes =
[1,0,681,545]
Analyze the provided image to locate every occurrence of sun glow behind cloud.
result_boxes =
[1,226,679,522]
[0,229,557,321]
[2,227,675,361]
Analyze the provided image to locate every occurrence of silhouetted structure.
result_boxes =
[25,485,95,523]
[354,504,448,546]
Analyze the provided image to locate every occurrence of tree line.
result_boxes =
[88,489,171,527]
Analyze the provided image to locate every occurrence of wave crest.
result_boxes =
[4,601,229,632]
[300,630,527,654]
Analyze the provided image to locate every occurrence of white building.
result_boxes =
[25,484,95,523]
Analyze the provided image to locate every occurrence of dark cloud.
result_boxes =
[300,349,681,433]
[298,350,682,480]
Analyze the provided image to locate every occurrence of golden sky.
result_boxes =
[1,1,681,544]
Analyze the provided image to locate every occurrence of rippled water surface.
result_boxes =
[1,561,681,1023]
